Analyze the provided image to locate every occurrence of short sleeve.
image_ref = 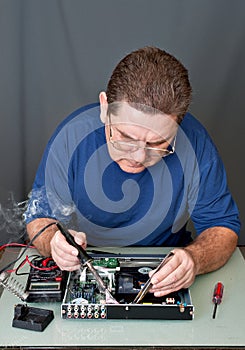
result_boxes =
[190,154,240,235]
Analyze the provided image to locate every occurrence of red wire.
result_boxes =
[7,256,58,273]
[7,256,29,273]
[0,243,35,251]
[25,255,58,271]
[1,243,58,273]
[1,243,35,273]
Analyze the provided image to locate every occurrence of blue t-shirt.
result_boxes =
[25,103,240,246]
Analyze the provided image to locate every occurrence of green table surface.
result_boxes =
[0,247,244,349]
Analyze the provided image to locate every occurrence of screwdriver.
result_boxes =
[212,282,224,319]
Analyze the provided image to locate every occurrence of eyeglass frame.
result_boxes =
[107,113,176,158]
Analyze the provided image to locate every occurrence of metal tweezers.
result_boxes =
[132,251,174,304]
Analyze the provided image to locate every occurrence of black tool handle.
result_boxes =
[56,222,92,263]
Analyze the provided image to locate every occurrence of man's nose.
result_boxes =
[131,147,147,163]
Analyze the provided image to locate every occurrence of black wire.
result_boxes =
[0,221,58,275]
[14,254,40,276]
[14,257,31,276]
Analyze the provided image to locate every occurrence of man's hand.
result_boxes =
[50,229,87,271]
[149,227,238,297]
[149,248,196,297]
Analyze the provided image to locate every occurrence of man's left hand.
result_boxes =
[149,248,196,297]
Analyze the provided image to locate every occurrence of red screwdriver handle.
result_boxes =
[212,282,224,305]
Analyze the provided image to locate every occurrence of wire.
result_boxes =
[14,256,38,276]
[25,256,58,271]
[0,243,35,252]
[0,221,58,275]
[13,256,59,276]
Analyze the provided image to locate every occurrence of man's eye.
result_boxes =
[147,142,166,148]
[122,137,136,143]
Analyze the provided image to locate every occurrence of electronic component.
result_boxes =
[56,222,118,304]
[212,282,224,319]
[61,255,194,320]
[25,257,68,302]
[12,304,54,331]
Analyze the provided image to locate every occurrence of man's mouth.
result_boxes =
[129,163,144,168]
[124,160,146,168]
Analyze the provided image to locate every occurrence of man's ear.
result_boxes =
[99,91,108,123]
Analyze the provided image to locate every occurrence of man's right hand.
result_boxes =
[50,229,87,271]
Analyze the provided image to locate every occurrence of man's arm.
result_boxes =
[26,219,87,271]
[184,226,238,275]
[26,218,58,257]
[150,226,238,296]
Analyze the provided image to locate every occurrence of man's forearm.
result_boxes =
[184,226,238,275]
[26,218,58,257]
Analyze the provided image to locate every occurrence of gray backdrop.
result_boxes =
[0,0,244,244]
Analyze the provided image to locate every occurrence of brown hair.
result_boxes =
[106,47,192,122]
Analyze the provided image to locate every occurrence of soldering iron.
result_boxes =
[56,222,118,304]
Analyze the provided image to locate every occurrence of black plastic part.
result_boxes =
[56,222,92,263]
[12,304,54,331]
[106,304,193,320]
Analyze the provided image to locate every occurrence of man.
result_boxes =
[25,47,240,297]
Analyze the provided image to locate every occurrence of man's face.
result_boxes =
[101,101,178,174]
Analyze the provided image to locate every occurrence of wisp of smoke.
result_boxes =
[0,193,28,244]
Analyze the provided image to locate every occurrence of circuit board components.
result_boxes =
[61,256,194,320]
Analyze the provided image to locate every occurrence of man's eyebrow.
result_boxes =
[147,138,168,146]
[114,127,135,139]
[114,126,168,144]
